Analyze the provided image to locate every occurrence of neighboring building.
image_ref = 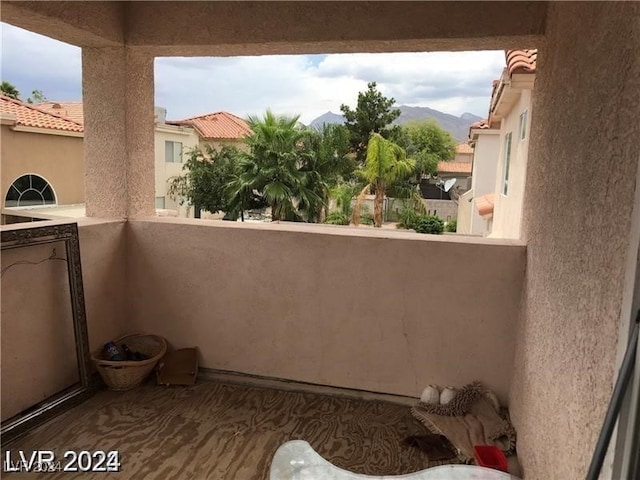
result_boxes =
[33,103,253,218]
[168,111,252,152]
[452,141,474,163]
[153,107,199,215]
[0,95,84,213]
[457,119,501,235]
[488,49,535,239]
[457,49,536,238]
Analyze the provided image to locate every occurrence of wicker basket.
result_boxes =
[92,334,167,391]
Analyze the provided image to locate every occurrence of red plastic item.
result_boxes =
[474,445,508,472]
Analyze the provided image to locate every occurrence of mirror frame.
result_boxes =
[1,222,94,444]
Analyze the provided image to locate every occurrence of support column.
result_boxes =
[82,47,155,218]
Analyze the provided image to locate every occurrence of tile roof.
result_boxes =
[455,142,474,155]
[438,161,472,175]
[470,119,490,130]
[476,193,495,217]
[0,95,83,133]
[36,101,85,124]
[169,112,252,140]
[506,49,537,76]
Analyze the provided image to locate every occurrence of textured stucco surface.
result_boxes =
[1,126,84,206]
[83,47,155,218]
[126,218,525,402]
[510,3,640,478]
[4,1,546,54]
[2,1,124,47]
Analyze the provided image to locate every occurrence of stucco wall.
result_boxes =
[154,125,198,213]
[469,132,501,235]
[126,218,525,402]
[1,126,84,206]
[510,3,640,478]
[0,219,127,420]
[490,90,532,240]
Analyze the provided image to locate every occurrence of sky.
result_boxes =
[1,22,506,124]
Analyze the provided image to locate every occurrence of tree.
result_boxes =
[352,133,414,227]
[399,119,456,181]
[340,81,401,163]
[236,110,323,222]
[167,144,258,219]
[298,123,354,221]
[26,90,47,104]
[1,81,20,99]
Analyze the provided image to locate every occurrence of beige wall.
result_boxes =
[0,219,127,420]
[154,125,198,213]
[468,131,501,236]
[510,3,640,479]
[490,90,532,240]
[1,126,84,207]
[126,218,525,402]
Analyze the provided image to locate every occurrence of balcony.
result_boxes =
[1,2,639,479]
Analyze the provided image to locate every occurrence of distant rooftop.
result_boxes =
[438,161,472,175]
[168,112,252,140]
[0,95,83,133]
[35,101,84,124]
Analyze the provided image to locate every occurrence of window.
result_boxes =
[165,141,183,163]
[5,174,56,207]
[155,196,166,209]
[519,110,528,140]
[502,132,512,196]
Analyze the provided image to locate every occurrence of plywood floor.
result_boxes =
[4,380,445,479]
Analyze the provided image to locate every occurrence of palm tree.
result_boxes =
[240,110,322,222]
[352,133,414,227]
[299,124,353,222]
[1,81,20,100]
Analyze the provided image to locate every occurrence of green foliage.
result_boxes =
[355,133,414,227]
[400,119,456,179]
[397,207,421,230]
[445,219,457,233]
[299,123,355,221]
[413,215,445,235]
[360,213,375,226]
[324,210,350,225]
[330,182,359,217]
[232,110,327,222]
[168,145,260,218]
[1,81,20,100]
[340,82,401,163]
[26,89,47,104]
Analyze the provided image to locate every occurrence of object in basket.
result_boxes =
[104,341,124,361]
[121,344,135,361]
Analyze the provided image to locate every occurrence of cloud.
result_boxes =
[2,22,505,124]
[1,23,81,101]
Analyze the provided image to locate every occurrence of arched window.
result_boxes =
[5,174,57,207]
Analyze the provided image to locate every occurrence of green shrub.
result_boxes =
[445,219,457,233]
[324,211,349,225]
[360,213,375,225]
[413,215,444,234]
[397,207,420,230]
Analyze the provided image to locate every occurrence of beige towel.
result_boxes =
[411,382,516,463]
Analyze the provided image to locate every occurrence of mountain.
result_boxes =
[309,111,345,129]
[309,107,483,141]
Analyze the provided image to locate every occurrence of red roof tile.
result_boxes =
[438,161,472,174]
[470,119,490,130]
[476,193,495,217]
[0,95,83,133]
[506,49,537,76]
[456,142,474,155]
[169,112,251,140]
[36,101,85,124]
